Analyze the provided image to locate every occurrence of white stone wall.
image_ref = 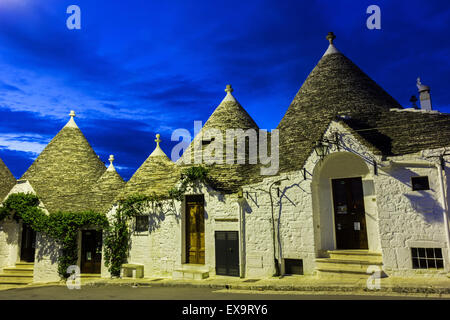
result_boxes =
[33,232,61,283]
[0,181,60,282]
[99,121,450,280]
[241,121,450,278]
[374,154,450,277]
[120,184,243,278]
[0,220,20,271]
[239,121,379,277]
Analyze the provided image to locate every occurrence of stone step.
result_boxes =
[173,265,209,280]
[80,273,101,278]
[0,274,33,283]
[316,263,381,275]
[173,270,209,280]
[14,262,35,269]
[316,269,372,279]
[316,258,383,269]
[328,250,382,261]
[0,279,32,285]
[2,267,34,275]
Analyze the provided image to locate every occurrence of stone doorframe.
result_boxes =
[311,151,382,256]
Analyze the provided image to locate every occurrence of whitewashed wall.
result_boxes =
[33,233,61,283]
[0,181,61,282]
[0,221,20,271]
[242,121,449,278]
[375,153,450,277]
[0,182,38,271]
[103,120,450,279]
[116,183,243,278]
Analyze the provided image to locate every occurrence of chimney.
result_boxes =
[416,77,432,111]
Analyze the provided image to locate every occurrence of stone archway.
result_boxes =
[311,152,381,256]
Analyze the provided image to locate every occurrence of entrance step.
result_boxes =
[80,273,101,279]
[0,262,34,285]
[316,250,384,279]
[328,250,382,261]
[173,264,209,280]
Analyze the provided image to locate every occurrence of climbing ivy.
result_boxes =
[0,166,210,278]
[168,166,210,201]
[0,193,108,279]
[104,166,210,276]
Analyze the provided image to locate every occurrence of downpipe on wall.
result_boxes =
[436,158,450,265]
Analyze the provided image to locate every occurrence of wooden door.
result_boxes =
[186,196,205,264]
[81,230,102,274]
[20,223,36,262]
[332,177,368,249]
[215,231,239,277]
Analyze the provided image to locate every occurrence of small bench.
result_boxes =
[121,264,144,278]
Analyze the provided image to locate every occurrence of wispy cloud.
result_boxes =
[0,133,47,155]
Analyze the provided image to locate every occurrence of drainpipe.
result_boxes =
[436,157,450,262]
[238,197,246,278]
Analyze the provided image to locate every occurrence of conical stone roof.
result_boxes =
[118,134,180,199]
[21,111,106,213]
[0,157,16,202]
[277,32,403,173]
[89,155,126,214]
[178,85,262,193]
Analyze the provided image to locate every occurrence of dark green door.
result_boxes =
[215,231,239,277]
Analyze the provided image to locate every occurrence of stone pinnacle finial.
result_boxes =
[150,133,167,157]
[155,134,161,147]
[326,32,336,45]
[65,110,78,128]
[108,154,115,165]
[225,84,233,94]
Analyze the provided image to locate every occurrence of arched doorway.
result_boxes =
[311,152,380,255]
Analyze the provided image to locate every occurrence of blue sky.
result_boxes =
[0,0,449,180]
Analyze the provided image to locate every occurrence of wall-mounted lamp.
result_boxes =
[313,140,330,160]
[334,132,340,151]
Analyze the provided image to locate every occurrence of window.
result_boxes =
[411,176,430,191]
[135,215,149,232]
[411,247,444,269]
[284,259,303,275]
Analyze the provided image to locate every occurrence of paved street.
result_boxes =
[0,285,447,300]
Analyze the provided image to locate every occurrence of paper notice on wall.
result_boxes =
[354,222,361,231]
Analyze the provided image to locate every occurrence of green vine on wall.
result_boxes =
[0,166,210,279]
[104,166,210,277]
[0,193,108,279]
[168,166,210,201]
